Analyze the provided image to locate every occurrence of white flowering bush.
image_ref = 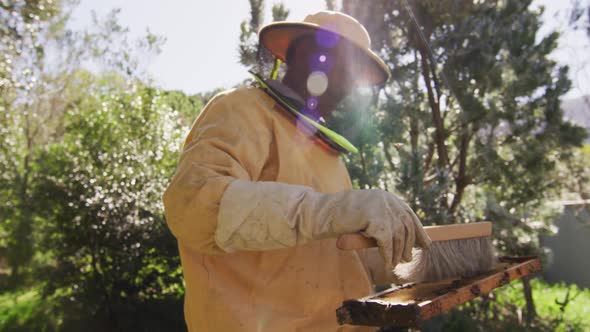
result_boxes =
[32,83,187,331]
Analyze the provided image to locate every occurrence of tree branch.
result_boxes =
[450,123,471,214]
[382,140,396,173]
[423,139,435,173]
[418,47,449,169]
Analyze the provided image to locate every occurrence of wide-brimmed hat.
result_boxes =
[259,11,391,86]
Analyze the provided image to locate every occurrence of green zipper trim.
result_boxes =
[251,72,358,154]
[270,58,282,80]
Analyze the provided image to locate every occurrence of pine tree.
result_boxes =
[330,0,587,323]
[238,1,290,76]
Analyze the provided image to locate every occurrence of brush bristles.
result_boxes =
[395,236,497,283]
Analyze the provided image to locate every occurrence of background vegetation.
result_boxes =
[0,0,588,331]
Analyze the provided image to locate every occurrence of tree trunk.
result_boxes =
[449,124,470,214]
[521,276,536,324]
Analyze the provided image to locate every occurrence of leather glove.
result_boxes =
[215,179,432,269]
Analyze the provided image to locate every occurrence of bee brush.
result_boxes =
[337,222,497,283]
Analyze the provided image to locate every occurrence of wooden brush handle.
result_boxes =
[336,222,492,250]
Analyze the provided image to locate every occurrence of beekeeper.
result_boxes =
[163,10,431,332]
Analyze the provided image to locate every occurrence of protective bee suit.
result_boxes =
[163,11,430,332]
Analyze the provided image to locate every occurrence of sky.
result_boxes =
[69,0,590,99]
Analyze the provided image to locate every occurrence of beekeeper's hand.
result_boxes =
[215,180,431,269]
[319,188,432,269]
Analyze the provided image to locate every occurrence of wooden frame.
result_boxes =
[336,256,542,327]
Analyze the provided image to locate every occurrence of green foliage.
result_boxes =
[0,284,187,332]
[555,144,590,200]
[330,91,388,189]
[272,2,290,21]
[0,0,61,93]
[238,0,290,76]
[0,0,587,331]
[334,0,587,325]
[337,0,587,253]
[0,0,68,286]
[160,90,204,126]
[239,0,266,72]
[1,0,168,285]
[29,83,186,331]
[0,3,197,330]
[0,288,56,332]
[427,279,590,331]
[497,279,590,331]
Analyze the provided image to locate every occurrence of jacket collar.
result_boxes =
[250,71,358,154]
[263,79,325,124]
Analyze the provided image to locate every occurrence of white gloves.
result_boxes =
[215,179,431,269]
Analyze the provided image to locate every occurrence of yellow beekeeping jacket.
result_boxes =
[163,85,379,331]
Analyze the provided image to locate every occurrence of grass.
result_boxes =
[432,278,590,332]
[1,278,589,331]
[494,278,590,331]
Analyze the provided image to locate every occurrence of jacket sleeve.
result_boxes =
[163,90,273,254]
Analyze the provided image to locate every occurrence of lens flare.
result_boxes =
[306,96,319,110]
[307,71,328,96]
[315,26,340,48]
[309,51,334,73]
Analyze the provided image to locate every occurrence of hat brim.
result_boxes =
[259,22,391,86]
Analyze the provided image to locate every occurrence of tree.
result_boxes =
[32,81,186,331]
[325,0,336,11]
[338,0,586,245]
[1,3,188,330]
[160,90,205,126]
[556,143,590,201]
[0,1,166,286]
[0,0,64,285]
[569,0,590,39]
[238,0,290,76]
[329,0,586,324]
